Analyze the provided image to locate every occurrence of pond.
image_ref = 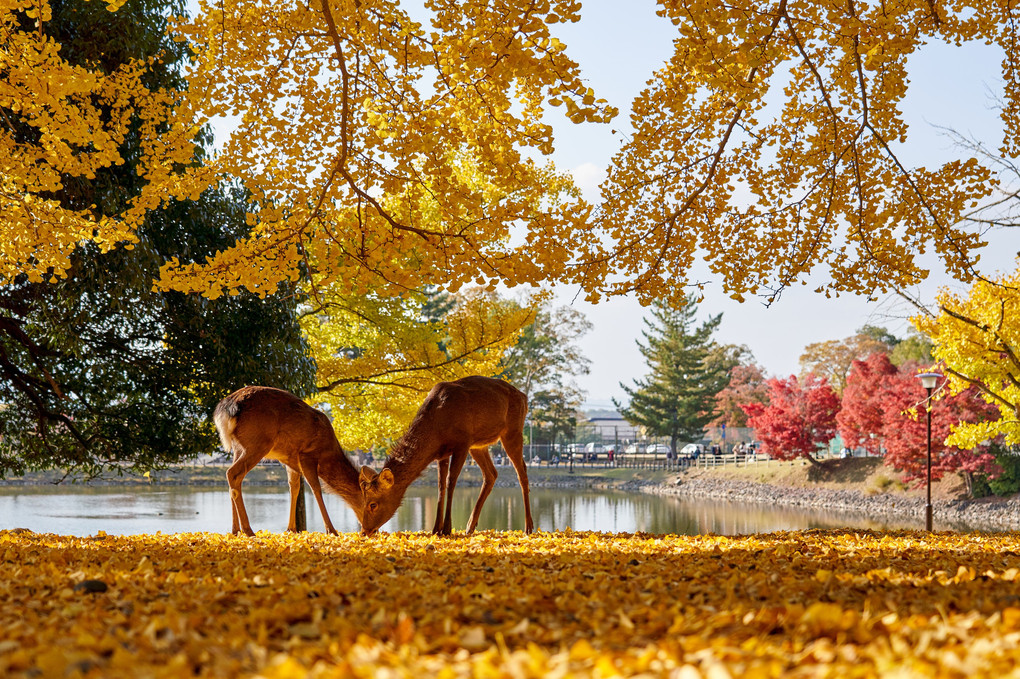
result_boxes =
[0,483,963,536]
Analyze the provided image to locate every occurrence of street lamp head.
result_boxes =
[916,372,942,390]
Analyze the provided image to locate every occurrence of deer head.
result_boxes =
[359,466,398,535]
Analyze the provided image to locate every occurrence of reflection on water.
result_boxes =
[0,484,972,537]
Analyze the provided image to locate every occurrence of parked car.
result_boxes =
[584,442,606,455]
[646,443,671,455]
[623,443,644,455]
[679,443,702,458]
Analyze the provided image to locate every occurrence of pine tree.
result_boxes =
[615,297,731,454]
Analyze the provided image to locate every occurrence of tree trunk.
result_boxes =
[963,471,975,499]
[295,483,308,532]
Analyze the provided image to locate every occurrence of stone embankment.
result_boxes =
[650,474,1020,532]
[478,465,1020,531]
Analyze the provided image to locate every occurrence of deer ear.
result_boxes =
[359,466,377,490]
[378,468,395,490]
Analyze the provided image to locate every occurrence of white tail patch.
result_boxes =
[214,410,237,454]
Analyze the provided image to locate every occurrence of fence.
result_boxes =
[572,452,802,471]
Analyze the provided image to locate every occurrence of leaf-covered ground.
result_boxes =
[2,529,1020,678]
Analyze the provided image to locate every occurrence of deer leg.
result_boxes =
[466,448,498,534]
[300,456,338,535]
[285,465,303,532]
[226,447,263,537]
[431,457,450,535]
[229,447,241,534]
[502,431,534,534]
[440,448,469,536]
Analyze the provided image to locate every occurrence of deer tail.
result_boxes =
[213,397,241,454]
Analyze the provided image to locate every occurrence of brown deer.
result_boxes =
[358,375,534,536]
[213,386,363,536]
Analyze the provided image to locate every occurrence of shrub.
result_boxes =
[985,444,1020,497]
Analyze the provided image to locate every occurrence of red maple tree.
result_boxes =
[711,363,769,429]
[742,374,840,464]
[878,372,999,487]
[836,353,899,455]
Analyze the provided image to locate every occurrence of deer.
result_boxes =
[213,386,364,536]
[358,375,534,536]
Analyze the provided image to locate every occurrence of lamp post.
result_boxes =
[916,372,942,532]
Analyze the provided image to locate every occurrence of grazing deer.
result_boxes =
[358,375,534,536]
[213,386,363,536]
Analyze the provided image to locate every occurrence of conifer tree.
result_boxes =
[615,297,731,454]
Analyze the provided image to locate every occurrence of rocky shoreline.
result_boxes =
[651,475,1020,532]
[474,467,1020,532]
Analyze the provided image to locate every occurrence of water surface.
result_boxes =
[0,483,956,536]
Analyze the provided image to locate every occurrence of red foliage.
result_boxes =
[878,372,999,486]
[742,374,840,462]
[836,353,899,455]
[711,363,768,429]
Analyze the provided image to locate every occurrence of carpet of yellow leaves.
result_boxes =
[2,528,1020,678]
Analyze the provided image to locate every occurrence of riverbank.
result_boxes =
[658,459,1020,532]
[452,457,1020,532]
[4,457,1018,531]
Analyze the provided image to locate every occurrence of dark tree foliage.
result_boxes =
[615,297,732,454]
[973,444,1020,498]
[0,0,316,479]
[528,387,579,448]
[500,300,591,444]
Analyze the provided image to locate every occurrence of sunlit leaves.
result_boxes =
[154,0,615,301]
[915,263,1020,448]
[586,0,1005,308]
[0,0,200,285]
[303,287,534,448]
[4,528,1020,677]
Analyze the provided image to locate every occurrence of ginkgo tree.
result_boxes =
[1,0,199,285]
[915,265,1020,449]
[12,0,1020,311]
[302,285,533,449]
[155,0,616,303]
[14,0,1020,464]
[585,0,1011,308]
[0,0,317,478]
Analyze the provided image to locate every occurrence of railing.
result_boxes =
[612,453,791,470]
[613,455,689,471]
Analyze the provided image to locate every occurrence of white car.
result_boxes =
[624,443,643,454]
[679,443,702,457]
[646,443,671,455]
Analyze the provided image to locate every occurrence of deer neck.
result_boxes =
[317,446,363,508]
[384,432,443,491]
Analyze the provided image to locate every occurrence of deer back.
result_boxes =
[214,386,343,466]
[391,376,527,464]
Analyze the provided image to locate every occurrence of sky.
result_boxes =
[536,0,1019,409]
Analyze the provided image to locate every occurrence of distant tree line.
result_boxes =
[614,298,1016,499]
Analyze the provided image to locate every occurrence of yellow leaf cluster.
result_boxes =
[0,0,201,285]
[4,529,1020,677]
[303,287,534,448]
[586,0,1006,308]
[914,260,1020,447]
[155,0,614,301]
